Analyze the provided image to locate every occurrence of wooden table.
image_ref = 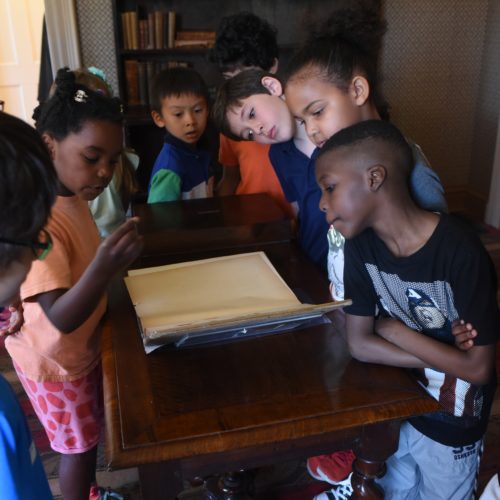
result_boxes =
[102,198,439,499]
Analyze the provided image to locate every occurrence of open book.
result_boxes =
[124,252,350,351]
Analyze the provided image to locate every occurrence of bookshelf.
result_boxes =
[111,0,225,192]
[111,1,299,193]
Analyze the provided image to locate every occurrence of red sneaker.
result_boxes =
[89,483,124,500]
[307,450,356,484]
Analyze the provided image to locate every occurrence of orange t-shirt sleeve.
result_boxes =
[218,134,239,167]
[20,223,72,301]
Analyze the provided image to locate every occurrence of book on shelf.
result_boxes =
[129,11,139,50]
[176,30,215,41]
[124,60,190,108]
[124,59,140,105]
[153,10,164,50]
[137,61,148,105]
[121,10,139,50]
[138,19,148,50]
[124,251,349,352]
[173,39,214,49]
[167,11,176,49]
[147,12,155,49]
[174,30,215,49]
[121,11,129,49]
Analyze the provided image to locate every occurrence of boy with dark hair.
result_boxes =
[211,69,326,269]
[211,12,293,218]
[0,110,57,499]
[315,118,499,499]
[211,11,278,79]
[148,67,214,203]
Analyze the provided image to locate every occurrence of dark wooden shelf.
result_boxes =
[120,47,210,57]
[124,105,152,125]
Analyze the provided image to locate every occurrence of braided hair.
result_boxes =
[33,67,123,139]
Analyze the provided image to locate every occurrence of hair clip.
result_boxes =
[74,89,88,103]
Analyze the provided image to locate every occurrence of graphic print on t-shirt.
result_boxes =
[365,264,458,342]
[365,264,482,419]
[406,288,451,342]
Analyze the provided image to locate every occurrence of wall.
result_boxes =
[471,0,500,220]
[75,0,500,215]
[75,0,119,95]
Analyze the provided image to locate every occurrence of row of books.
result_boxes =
[121,10,175,50]
[124,60,190,107]
[121,10,215,51]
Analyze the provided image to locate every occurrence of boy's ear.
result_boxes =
[350,76,370,106]
[42,133,56,160]
[366,164,386,191]
[261,76,283,97]
[151,110,165,129]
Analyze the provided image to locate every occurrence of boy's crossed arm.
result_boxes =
[346,314,495,386]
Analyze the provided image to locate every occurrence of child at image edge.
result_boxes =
[0,111,57,499]
[5,68,143,500]
[315,119,498,500]
[147,67,214,203]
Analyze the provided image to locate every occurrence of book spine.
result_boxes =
[147,12,155,49]
[124,59,140,105]
[126,12,134,51]
[176,30,216,41]
[139,19,148,50]
[129,11,139,50]
[154,10,164,50]
[162,12,169,49]
[137,61,148,105]
[173,40,213,49]
[167,11,176,49]
[146,61,156,105]
[121,12,129,49]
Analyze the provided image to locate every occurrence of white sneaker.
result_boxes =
[313,473,353,500]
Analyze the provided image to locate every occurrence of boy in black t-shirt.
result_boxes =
[314,119,498,499]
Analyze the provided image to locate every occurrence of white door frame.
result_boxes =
[44,0,81,75]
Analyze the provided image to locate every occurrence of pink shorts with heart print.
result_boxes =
[14,363,103,454]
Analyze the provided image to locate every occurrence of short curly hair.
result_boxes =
[210,12,278,73]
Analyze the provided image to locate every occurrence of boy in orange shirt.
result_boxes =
[212,12,293,217]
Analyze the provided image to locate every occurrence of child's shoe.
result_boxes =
[313,473,353,500]
[89,483,124,500]
[306,450,355,484]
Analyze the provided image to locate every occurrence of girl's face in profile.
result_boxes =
[46,120,123,201]
[285,70,364,148]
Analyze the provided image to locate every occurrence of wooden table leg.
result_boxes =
[351,420,401,499]
[138,461,184,499]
